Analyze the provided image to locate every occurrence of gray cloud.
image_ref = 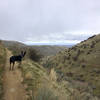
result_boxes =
[0,0,100,44]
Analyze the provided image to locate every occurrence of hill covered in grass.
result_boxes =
[0,41,6,99]
[1,34,100,99]
[41,34,100,98]
[0,35,100,99]
[21,59,97,100]
[2,40,66,56]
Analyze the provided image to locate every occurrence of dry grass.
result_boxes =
[0,43,6,100]
[21,57,99,100]
[41,34,100,98]
[21,59,75,100]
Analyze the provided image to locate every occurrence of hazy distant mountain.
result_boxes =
[25,42,74,48]
[2,40,67,56]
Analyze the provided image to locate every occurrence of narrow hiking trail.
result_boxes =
[3,50,27,100]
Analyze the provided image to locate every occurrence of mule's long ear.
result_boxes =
[24,51,26,55]
[23,51,26,57]
[21,51,24,55]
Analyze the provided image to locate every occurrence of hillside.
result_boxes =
[0,45,90,100]
[2,40,66,56]
[0,42,69,100]
[21,59,72,100]
[2,40,26,47]
[1,34,100,99]
[0,41,6,99]
[0,35,100,100]
[42,34,100,98]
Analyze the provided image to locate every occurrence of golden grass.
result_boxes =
[21,59,75,100]
[41,34,100,98]
[0,44,6,100]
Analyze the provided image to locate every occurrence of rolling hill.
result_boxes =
[0,35,100,99]
[2,40,66,56]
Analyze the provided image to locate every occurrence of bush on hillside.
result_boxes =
[77,49,81,56]
[72,56,78,61]
[0,40,2,44]
[28,48,43,62]
[90,41,95,48]
[35,87,58,100]
[95,39,100,43]
[82,44,87,49]
[72,46,77,51]
[87,51,90,55]
[72,51,81,61]
[81,64,86,68]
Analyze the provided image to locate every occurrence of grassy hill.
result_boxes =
[41,34,100,98]
[2,40,66,57]
[0,41,6,99]
[1,34,100,99]
[21,60,64,100]
[21,59,96,100]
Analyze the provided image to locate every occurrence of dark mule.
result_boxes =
[9,51,26,70]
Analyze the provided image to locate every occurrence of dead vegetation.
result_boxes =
[0,42,6,100]
[21,59,79,100]
[0,34,100,100]
[41,34,100,99]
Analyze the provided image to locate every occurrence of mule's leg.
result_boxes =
[12,62,15,70]
[18,61,21,68]
[9,62,12,70]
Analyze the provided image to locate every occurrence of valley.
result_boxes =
[0,34,100,100]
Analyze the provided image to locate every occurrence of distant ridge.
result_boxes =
[2,40,67,56]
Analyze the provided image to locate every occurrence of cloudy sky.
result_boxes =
[0,0,100,45]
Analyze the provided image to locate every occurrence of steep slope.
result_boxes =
[21,60,70,100]
[42,34,100,98]
[20,58,100,100]
[0,41,6,100]
[21,59,97,100]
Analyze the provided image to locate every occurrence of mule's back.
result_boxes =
[10,55,22,63]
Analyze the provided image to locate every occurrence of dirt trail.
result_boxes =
[3,50,27,100]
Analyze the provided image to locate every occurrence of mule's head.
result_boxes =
[21,51,26,58]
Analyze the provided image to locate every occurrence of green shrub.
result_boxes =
[28,48,43,62]
[35,87,58,100]
[0,40,2,44]
[81,64,86,68]
[72,56,78,61]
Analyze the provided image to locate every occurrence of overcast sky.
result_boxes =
[0,0,100,45]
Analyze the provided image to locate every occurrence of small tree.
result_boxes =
[0,40,2,43]
[28,48,43,62]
